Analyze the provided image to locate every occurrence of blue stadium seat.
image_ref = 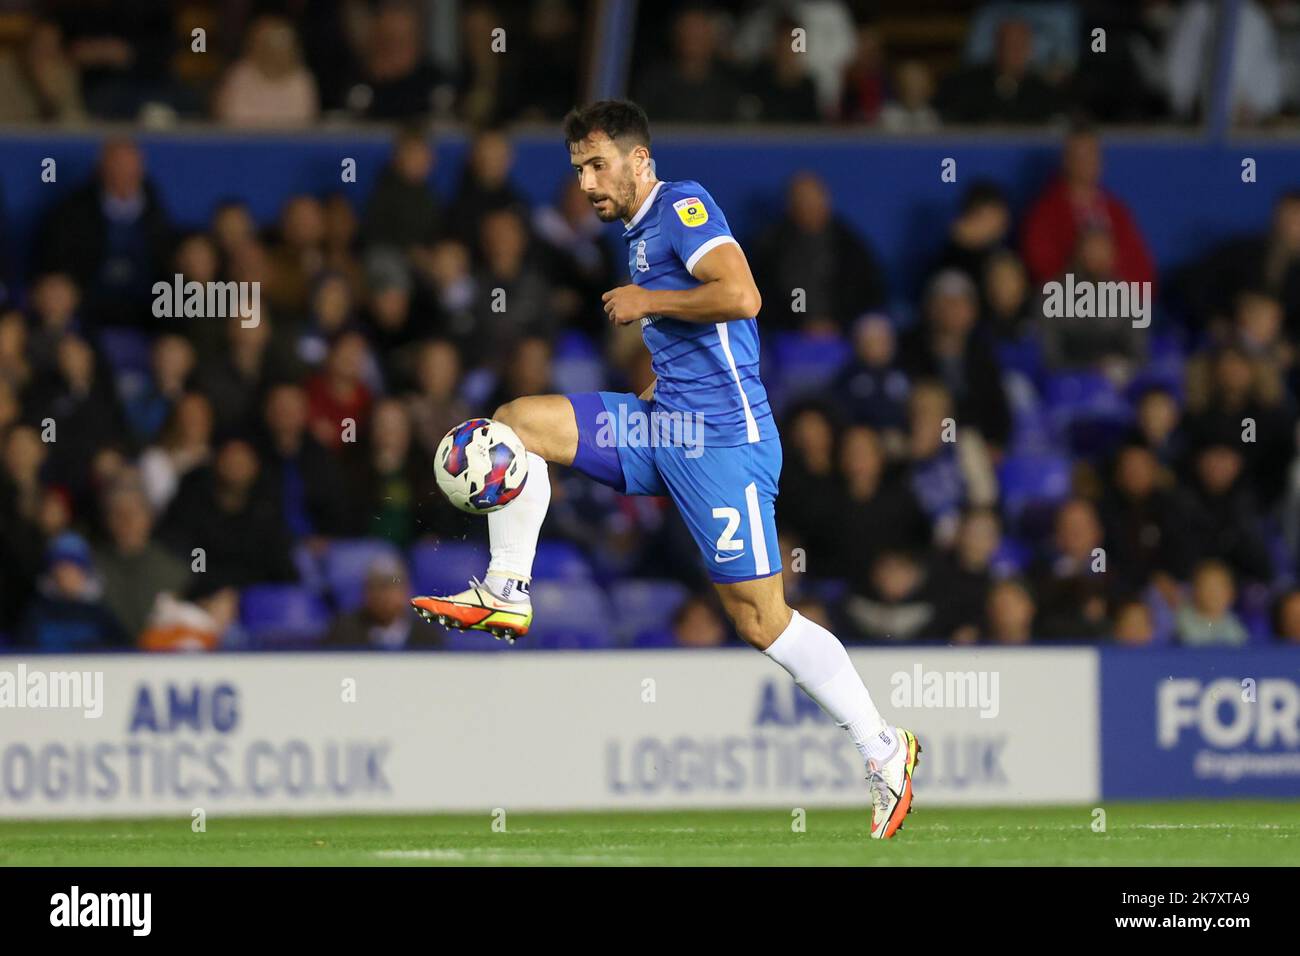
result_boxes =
[438,629,515,652]
[631,626,677,648]
[772,333,852,401]
[609,578,690,643]
[531,539,594,581]
[239,585,331,647]
[98,326,153,374]
[409,539,489,598]
[1043,371,1126,417]
[527,579,617,649]
[997,452,1072,532]
[323,538,403,612]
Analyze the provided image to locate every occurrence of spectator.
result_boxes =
[935,181,1013,290]
[986,577,1036,645]
[445,127,527,248]
[343,0,445,120]
[1129,384,1188,473]
[93,481,190,641]
[1167,0,1282,126]
[879,59,940,132]
[456,1,524,124]
[1175,560,1250,647]
[159,437,297,591]
[1112,599,1156,646]
[0,425,48,630]
[305,331,375,451]
[124,334,196,444]
[930,506,1002,643]
[635,5,743,123]
[473,208,558,352]
[17,532,126,650]
[259,383,355,542]
[532,179,621,338]
[1040,227,1148,380]
[833,424,930,586]
[0,311,31,393]
[324,555,431,649]
[1099,443,1195,593]
[342,398,438,548]
[831,314,910,442]
[514,0,581,120]
[1176,192,1300,334]
[843,549,942,642]
[753,171,887,334]
[903,379,999,549]
[422,238,478,345]
[487,336,554,410]
[1020,125,1156,288]
[1184,436,1274,585]
[25,271,83,377]
[364,251,429,385]
[361,129,442,265]
[899,270,1013,452]
[1273,590,1300,643]
[21,333,127,495]
[776,401,843,566]
[195,316,300,438]
[838,22,887,124]
[298,272,358,369]
[0,18,85,123]
[672,594,729,648]
[405,339,472,459]
[1029,497,1112,640]
[740,14,821,123]
[937,17,1064,124]
[982,250,1038,343]
[139,391,213,513]
[267,195,328,320]
[57,0,176,120]
[214,15,319,127]
[36,138,174,329]
[1183,344,1294,507]
[171,232,223,355]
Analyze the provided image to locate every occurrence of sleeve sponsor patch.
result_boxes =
[673,197,709,227]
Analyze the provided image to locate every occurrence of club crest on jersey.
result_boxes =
[673,197,708,227]
[634,239,649,272]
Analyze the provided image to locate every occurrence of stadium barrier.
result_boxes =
[1,647,1294,819]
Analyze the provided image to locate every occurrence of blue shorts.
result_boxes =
[568,391,783,583]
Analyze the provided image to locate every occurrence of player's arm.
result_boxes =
[603,242,762,326]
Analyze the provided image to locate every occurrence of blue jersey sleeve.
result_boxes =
[661,186,737,277]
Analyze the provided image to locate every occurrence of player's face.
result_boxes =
[570,133,639,222]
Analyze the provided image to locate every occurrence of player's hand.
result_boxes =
[602,284,653,326]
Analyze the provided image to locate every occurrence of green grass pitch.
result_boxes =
[2,801,1298,866]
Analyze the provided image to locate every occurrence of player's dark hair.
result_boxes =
[563,100,651,153]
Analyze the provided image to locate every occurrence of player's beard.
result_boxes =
[592,174,637,222]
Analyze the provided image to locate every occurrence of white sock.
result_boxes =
[485,451,550,601]
[763,610,898,765]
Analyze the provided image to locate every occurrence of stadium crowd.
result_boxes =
[1,0,1300,652]
[1,119,1300,652]
[1,1,1299,129]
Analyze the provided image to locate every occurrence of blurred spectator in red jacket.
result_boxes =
[1020,125,1155,290]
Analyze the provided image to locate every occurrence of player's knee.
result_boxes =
[494,401,529,446]
[728,601,789,650]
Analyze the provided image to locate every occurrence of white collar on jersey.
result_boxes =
[623,180,665,234]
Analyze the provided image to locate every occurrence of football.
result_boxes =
[435,418,529,514]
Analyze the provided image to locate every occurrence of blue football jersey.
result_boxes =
[622,179,777,447]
